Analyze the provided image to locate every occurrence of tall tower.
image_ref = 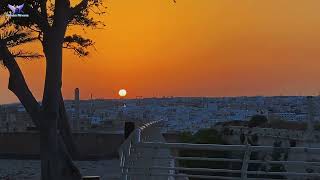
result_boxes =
[74,88,80,131]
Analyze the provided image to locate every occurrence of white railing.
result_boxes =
[119,121,320,180]
[119,120,174,180]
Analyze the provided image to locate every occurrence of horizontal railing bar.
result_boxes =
[129,154,320,165]
[247,178,287,180]
[123,171,320,179]
[122,166,320,177]
[121,166,241,173]
[249,159,320,165]
[136,142,247,151]
[247,171,320,176]
[124,172,242,180]
[139,120,163,131]
[150,156,320,165]
[152,156,244,162]
[136,142,320,153]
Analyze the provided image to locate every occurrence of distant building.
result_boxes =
[0,106,33,132]
[271,112,299,121]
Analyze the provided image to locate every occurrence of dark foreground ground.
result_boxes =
[0,159,120,180]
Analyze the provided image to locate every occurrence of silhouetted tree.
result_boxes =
[0,0,105,179]
[248,115,268,128]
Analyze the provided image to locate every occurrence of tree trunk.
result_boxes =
[58,91,78,157]
[0,40,80,179]
[40,26,81,179]
[40,110,81,180]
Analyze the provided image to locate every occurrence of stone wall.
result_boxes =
[0,132,124,160]
[0,132,180,160]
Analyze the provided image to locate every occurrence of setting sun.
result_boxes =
[119,89,127,97]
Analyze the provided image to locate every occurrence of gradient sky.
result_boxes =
[1,0,320,104]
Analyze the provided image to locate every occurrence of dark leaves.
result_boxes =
[0,20,42,61]
[0,0,106,59]
[63,34,94,57]
[12,50,43,59]
[70,0,106,28]
[2,30,37,47]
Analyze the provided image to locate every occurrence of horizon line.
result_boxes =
[1,94,318,106]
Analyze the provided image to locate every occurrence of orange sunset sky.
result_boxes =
[1,0,320,104]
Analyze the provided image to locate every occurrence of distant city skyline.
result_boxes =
[2,95,319,133]
[2,0,320,104]
[2,93,320,105]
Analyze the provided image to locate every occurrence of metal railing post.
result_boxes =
[241,144,251,180]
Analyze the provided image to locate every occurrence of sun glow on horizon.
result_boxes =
[119,89,127,97]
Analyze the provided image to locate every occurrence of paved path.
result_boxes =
[0,159,120,180]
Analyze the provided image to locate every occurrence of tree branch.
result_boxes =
[69,0,106,27]
[71,0,88,16]
[25,6,50,33]
[0,41,41,127]
[63,34,93,56]
[40,0,48,20]
[13,51,44,59]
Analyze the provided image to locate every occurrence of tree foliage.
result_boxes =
[0,0,106,60]
[178,129,236,179]
[248,115,268,128]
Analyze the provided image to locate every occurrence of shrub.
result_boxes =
[248,115,268,128]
